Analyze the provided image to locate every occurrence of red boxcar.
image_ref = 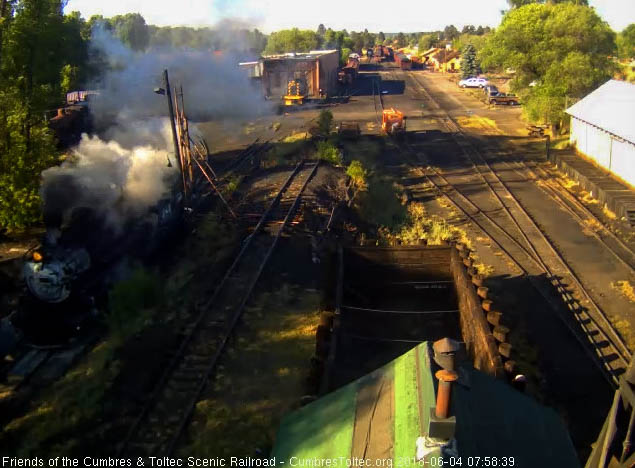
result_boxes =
[394,52,412,70]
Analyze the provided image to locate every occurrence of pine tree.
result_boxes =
[460,44,480,78]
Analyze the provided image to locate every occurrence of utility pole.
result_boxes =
[163,69,182,176]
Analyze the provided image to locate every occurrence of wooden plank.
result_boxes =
[351,368,395,460]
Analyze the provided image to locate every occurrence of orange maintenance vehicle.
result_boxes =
[382,108,406,135]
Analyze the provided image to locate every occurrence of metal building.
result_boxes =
[259,50,340,99]
[566,80,635,188]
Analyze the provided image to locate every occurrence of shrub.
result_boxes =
[317,109,333,137]
[316,140,342,165]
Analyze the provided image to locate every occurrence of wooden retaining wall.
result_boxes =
[450,246,505,378]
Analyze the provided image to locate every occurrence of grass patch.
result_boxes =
[165,213,237,303]
[316,140,342,165]
[262,140,308,168]
[282,132,309,143]
[603,205,617,220]
[455,115,500,134]
[474,262,494,277]
[610,281,635,350]
[180,286,321,456]
[378,202,472,247]
[341,138,382,170]
[580,190,599,205]
[612,280,635,303]
[582,218,603,236]
[611,318,635,352]
[561,176,579,190]
[222,175,244,198]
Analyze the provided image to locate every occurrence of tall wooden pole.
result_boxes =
[163,70,184,193]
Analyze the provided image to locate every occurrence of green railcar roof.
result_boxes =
[271,342,580,468]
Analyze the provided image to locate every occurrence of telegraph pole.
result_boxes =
[163,69,182,174]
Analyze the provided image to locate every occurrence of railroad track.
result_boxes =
[118,160,320,456]
[464,126,635,273]
[221,138,272,177]
[380,69,632,386]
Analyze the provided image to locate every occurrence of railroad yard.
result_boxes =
[1,37,635,467]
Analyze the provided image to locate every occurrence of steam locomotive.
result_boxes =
[22,193,183,304]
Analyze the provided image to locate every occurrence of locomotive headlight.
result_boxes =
[32,251,43,262]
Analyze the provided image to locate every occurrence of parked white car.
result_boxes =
[458,77,489,88]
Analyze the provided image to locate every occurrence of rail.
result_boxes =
[402,70,632,386]
[118,160,320,456]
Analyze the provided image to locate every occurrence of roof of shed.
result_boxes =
[271,342,579,467]
[261,50,338,61]
[566,79,635,144]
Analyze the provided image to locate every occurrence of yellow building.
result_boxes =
[428,49,461,72]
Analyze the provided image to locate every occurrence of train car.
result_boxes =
[394,52,412,70]
[382,108,406,135]
[338,57,360,86]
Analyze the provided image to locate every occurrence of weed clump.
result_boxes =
[378,202,473,247]
[316,140,342,165]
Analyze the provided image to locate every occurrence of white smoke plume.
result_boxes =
[43,23,267,231]
[89,25,268,127]
[41,119,177,231]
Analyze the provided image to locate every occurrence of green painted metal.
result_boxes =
[393,347,421,460]
[271,342,579,467]
[417,344,436,439]
[272,379,358,463]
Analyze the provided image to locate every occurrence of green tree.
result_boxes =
[340,47,351,66]
[617,24,635,60]
[418,34,436,51]
[0,0,87,232]
[349,31,364,51]
[317,23,326,37]
[395,32,406,47]
[481,3,615,127]
[443,25,459,40]
[507,0,588,6]
[362,28,375,49]
[110,13,148,51]
[346,160,367,204]
[317,109,333,137]
[377,31,385,43]
[324,28,336,48]
[453,32,489,57]
[460,44,480,78]
[264,28,319,54]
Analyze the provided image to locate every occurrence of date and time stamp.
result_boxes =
[281,457,517,467]
[1,457,517,468]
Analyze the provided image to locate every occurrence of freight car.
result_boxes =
[372,45,393,62]
[48,91,98,148]
[394,52,412,70]
[338,57,360,85]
